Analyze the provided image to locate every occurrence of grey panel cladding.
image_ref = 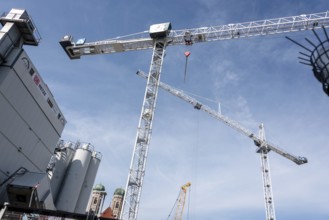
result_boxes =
[0,76,52,176]
[0,49,66,180]
[0,67,58,152]
[12,50,66,134]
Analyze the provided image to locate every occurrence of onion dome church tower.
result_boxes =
[111,188,125,218]
[101,187,125,219]
[87,183,107,216]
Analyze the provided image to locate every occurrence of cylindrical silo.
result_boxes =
[49,141,75,201]
[55,143,92,212]
[74,151,102,214]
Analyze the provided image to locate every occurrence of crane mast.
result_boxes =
[58,11,328,220]
[122,38,168,220]
[136,70,305,220]
[258,124,276,220]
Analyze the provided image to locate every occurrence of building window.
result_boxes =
[29,68,35,76]
[47,98,53,108]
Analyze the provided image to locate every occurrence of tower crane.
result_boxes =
[167,182,191,220]
[136,70,307,220]
[59,11,329,220]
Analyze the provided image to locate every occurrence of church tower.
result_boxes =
[111,188,125,218]
[86,183,107,215]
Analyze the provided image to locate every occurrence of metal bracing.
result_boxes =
[136,70,308,166]
[258,124,276,220]
[136,71,304,220]
[120,39,168,220]
[61,11,329,59]
[168,11,329,44]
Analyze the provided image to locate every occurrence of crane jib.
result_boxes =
[60,11,329,60]
[136,70,308,166]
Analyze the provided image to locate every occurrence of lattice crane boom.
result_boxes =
[59,11,325,220]
[60,11,329,59]
[136,70,308,165]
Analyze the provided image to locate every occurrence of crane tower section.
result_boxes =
[121,25,171,220]
[257,124,276,220]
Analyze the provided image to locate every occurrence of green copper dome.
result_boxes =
[114,188,125,196]
[93,183,106,191]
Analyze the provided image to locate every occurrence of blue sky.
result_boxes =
[1,1,329,219]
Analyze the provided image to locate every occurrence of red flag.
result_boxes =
[184,51,191,57]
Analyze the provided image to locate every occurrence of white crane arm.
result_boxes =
[169,11,329,44]
[60,11,329,59]
[136,70,307,165]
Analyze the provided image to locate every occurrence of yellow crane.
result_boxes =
[168,182,191,220]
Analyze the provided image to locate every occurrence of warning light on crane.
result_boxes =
[286,26,329,96]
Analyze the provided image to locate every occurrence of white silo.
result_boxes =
[55,143,92,212]
[48,141,75,201]
[74,151,102,214]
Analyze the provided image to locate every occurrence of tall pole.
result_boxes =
[120,38,168,220]
[258,123,276,220]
